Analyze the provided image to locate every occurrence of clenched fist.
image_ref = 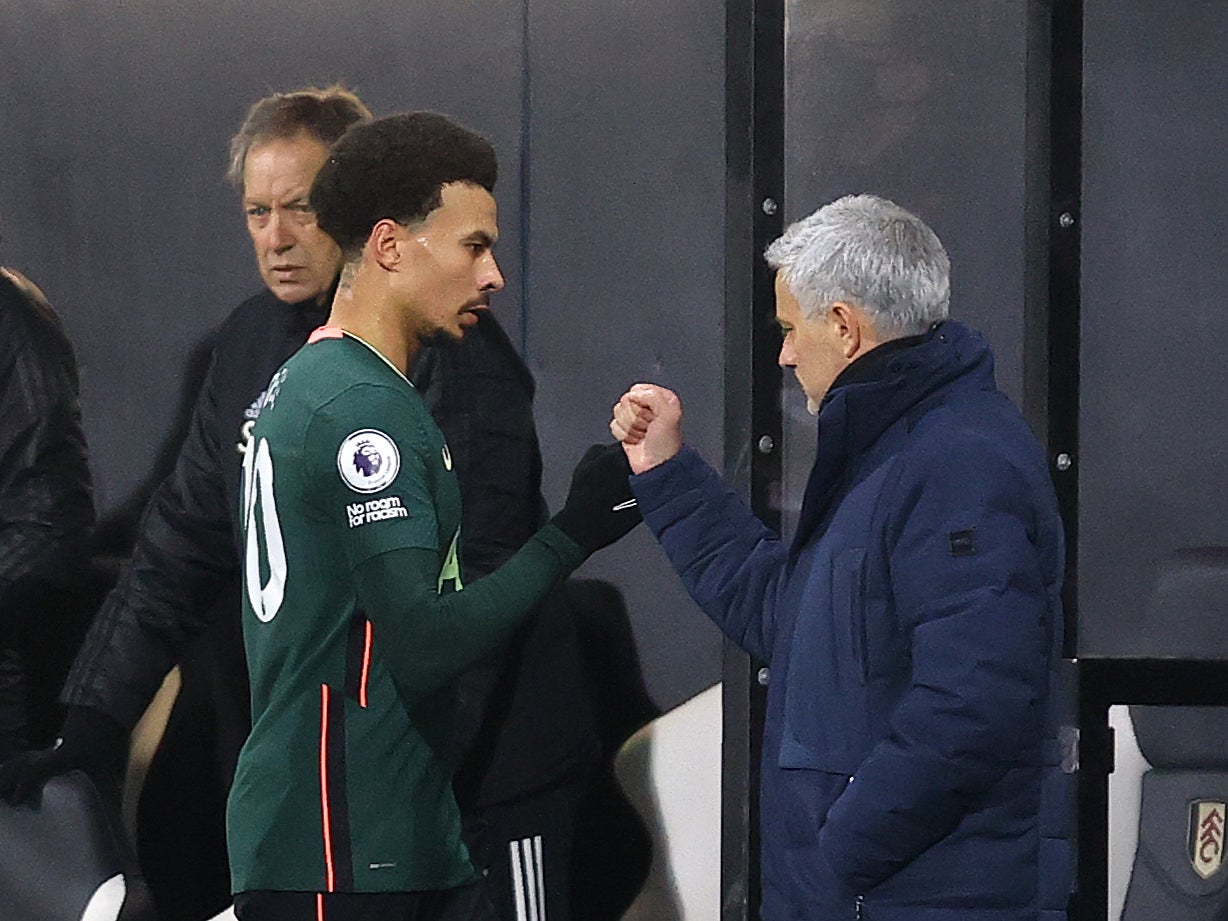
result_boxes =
[610,383,683,474]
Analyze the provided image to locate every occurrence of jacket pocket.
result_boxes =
[778,547,870,774]
[778,843,861,921]
[835,548,868,682]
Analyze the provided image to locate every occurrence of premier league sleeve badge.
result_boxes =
[337,429,401,494]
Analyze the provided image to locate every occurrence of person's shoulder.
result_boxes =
[217,288,296,336]
[219,288,331,338]
[0,269,36,330]
[211,289,329,369]
[285,338,420,416]
[1,266,50,316]
[0,267,49,309]
[0,266,71,350]
[913,395,1027,456]
[470,309,517,349]
[428,309,534,392]
[205,291,279,365]
[927,384,1040,453]
[282,352,433,471]
[472,310,532,379]
[899,399,1050,517]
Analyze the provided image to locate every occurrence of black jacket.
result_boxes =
[62,289,546,731]
[0,269,93,615]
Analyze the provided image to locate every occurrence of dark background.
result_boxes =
[1078,0,1228,658]
[780,0,1052,537]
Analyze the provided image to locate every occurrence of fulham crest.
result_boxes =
[338,429,400,494]
[1191,800,1226,880]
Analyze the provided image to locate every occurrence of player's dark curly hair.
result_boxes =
[310,112,497,257]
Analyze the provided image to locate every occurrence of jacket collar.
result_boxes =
[824,330,927,394]
[267,276,339,333]
[791,321,996,552]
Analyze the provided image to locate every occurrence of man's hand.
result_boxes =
[610,383,683,474]
[550,443,642,554]
[0,706,127,806]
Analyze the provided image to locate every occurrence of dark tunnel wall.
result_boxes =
[783,0,1048,408]
[1078,1,1228,656]
[523,0,728,711]
[0,0,725,711]
[778,0,1051,537]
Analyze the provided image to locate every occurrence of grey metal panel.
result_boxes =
[0,0,526,519]
[1078,2,1228,656]
[525,0,727,710]
[783,1,1037,403]
[780,0,1045,535]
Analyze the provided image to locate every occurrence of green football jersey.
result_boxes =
[227,330,471,894]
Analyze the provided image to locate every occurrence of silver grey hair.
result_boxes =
[764,194,950,338]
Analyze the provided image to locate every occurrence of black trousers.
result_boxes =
[433,780,587,921]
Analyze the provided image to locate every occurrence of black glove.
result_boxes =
[551,443,643,554]
[0,705,128,806]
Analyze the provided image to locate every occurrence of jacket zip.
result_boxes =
[855,895,865,920]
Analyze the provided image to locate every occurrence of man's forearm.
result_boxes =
[61,488,237,727]
[356,525,584,708]
[632,446,784,661]
[0,521,69,605]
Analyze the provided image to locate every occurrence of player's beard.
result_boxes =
[417,326,462,349]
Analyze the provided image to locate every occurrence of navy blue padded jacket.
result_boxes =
[632,322,1072,921]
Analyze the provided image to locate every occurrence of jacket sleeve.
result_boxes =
[408,312,548,763]
[61,350,238,729]
[354,525,585,708]
[631,445,787,662]
[818,435,1055,893]
[0,284,93,615]
[410,312,546,579]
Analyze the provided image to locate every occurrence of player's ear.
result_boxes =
[368,219,403,271]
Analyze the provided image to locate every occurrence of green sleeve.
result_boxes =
[355,523,585,706]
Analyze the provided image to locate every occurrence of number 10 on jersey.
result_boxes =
[241,435,287,622]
